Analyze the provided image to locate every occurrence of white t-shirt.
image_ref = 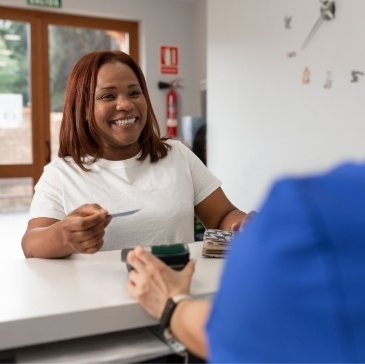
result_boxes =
[30,140,221,250]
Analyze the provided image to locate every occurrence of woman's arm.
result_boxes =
[195,187,248,231]
[21,204,110,258]
[22,217,74,258]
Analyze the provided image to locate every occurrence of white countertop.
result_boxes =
[0,242,224,351]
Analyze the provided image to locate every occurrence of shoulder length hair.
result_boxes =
[58,50,170,170]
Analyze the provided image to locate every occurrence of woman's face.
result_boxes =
[94,61,147,160]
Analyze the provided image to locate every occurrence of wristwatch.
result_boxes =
[160,294,191,330]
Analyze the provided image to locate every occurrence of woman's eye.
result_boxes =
[130,90,142,98]
[100,94,114,101]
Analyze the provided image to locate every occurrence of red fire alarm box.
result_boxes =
[160,46,179,75]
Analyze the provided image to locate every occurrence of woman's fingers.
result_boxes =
[69,237,103,253]
[60,204,111,253]
[66,225,105,253]
[69,203,107,217]
[82,240,104,254]
[67,210,109,232]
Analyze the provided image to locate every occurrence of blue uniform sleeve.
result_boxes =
[206,178,345,363]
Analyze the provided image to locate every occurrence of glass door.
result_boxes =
[0,15,34,258]
[0,17,33,181]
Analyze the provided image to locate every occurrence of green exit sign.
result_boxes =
[27,0,62,8]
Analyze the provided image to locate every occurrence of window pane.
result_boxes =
[0,20,32,164]
[0,177,31,259]
[0,177,31,260]
[48,25,129,159]
[0,177,32,213]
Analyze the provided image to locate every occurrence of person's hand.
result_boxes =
[59,204,111,254]
[231,210,256,232]
[126,246,195,319]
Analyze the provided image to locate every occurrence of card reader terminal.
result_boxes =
[121,243,190,271]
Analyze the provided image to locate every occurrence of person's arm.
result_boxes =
[195,187,249,231]
[169,299,211,358]
[126,247,210,357]
[21,204,111,258]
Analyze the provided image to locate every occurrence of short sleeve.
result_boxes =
[29,164,66,220]
[176,141,221,205]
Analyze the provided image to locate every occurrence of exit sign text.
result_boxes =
[27,0,62,8]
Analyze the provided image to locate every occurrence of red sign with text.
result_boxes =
[160,46,179,75]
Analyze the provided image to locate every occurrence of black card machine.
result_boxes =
[121,243,190,271]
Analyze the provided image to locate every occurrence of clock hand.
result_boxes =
[301,0,336,50]
[301,14,324,50]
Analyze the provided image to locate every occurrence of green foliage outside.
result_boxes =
[1,20,120,111]
[0,20,29,106]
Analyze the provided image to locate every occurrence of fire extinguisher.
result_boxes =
[158,80,179,137]
[166,86,178,137]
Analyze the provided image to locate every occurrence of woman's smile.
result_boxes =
[110,117,137,126]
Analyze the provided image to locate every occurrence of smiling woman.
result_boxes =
[20,50,249,259]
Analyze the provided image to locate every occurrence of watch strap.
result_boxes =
[159,294,191,330]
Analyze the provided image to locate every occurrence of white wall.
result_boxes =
[7,0,360,214]
[0,0,206,132]
[207,0,365,211]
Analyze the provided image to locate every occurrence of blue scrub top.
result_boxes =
[206,163,365,363]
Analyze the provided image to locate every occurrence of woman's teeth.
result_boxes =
[113,118,136,125]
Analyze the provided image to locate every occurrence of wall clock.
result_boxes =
[286,0,336,58]
[301,0,336,50]
[285,0,364,86]
[285,0,343,88]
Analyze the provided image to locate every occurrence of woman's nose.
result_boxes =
[116,99,133,111]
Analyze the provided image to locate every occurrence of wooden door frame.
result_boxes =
[0,6,139,185]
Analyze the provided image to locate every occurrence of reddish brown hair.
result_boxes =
[59,50,170,170]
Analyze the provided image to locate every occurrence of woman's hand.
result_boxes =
[126,247,195,319]
[60,204,111,254]
[230,210,256,232]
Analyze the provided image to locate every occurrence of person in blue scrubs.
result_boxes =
[127,162,365,362]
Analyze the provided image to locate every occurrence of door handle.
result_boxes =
[45,140,51,164]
